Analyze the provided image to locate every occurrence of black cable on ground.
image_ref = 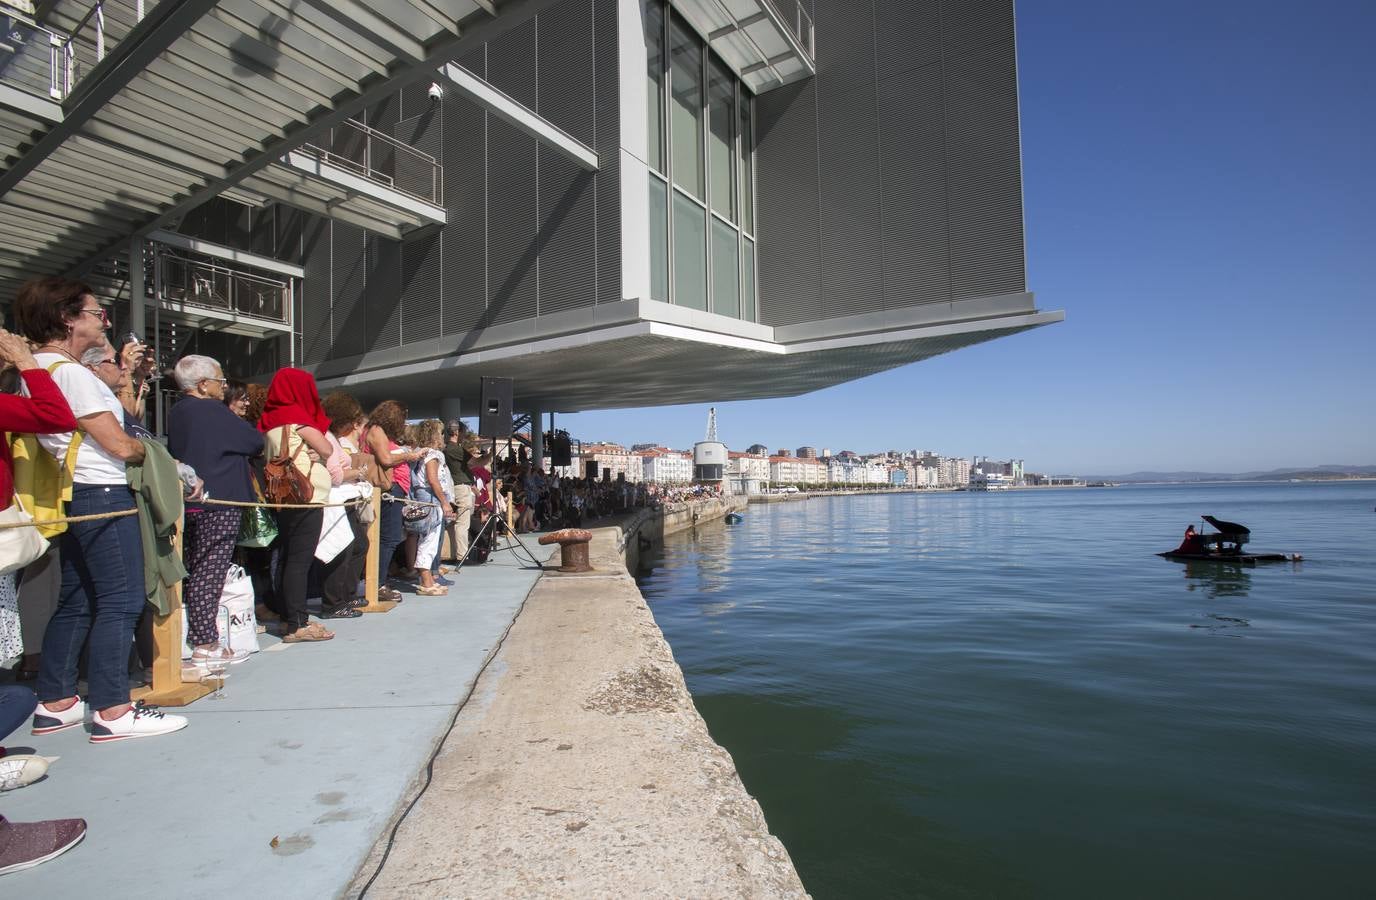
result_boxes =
[356,566,537,898]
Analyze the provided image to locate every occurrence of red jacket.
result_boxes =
[0,368,80,510]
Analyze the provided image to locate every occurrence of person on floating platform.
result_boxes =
[1176,525,1206,555]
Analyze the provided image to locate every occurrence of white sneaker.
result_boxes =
[31,698,85,736]
[190,646,251,666]
[0,755,59,791]
[88,702,188,744]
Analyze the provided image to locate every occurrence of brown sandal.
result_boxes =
[281,623,334,643]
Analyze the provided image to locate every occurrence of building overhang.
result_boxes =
[671,0,815,93]
[309,292,1063,415]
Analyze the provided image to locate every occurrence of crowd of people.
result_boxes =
[0,276,697,876]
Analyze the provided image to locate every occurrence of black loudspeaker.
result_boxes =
[551,433,572,467]
[585,460,598,481]
[478,376,513,439]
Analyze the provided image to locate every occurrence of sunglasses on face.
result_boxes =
[79,307,111,327]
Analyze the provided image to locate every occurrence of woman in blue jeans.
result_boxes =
[364,400,420,598]
[14,277,187,744]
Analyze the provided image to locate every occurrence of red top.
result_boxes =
[258,367,330,434]
[0,368,80,510]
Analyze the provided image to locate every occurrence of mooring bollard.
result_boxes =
[538,528,594,573]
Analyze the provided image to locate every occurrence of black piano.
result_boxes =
[1158,516,1292,563]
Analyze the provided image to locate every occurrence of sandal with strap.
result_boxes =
[281,625,334,643]
[416,584,448,596]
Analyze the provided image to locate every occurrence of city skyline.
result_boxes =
[554,0,1375,474]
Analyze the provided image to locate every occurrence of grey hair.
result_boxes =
[173,354,221,392]
[80,340,114,368]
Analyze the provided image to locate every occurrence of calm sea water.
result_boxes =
[635,483,1376,900]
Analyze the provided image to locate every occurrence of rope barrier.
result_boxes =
[0,508,138,529]
[0,494,371,529]
[199,496,368,510]
[379,494,447,510]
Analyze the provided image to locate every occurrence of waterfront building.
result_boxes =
[0,0,1060,445]
[770,455,823,486]
[746,443,771,457]
[940,457,972,487]
[583,442,642,482]
[728,451,771,482]
[642,450,693,483]
[796,446,817,459]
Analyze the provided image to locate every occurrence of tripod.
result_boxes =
[456,503,542,571]
[454,437,542,572]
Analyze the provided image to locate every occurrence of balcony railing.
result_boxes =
[0,11,67,99]
[158,250,290,325]
[0,0,147,101]
[298,117,443,207]
[764,0,814,59]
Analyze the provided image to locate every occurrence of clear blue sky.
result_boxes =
[556,0,1375,475]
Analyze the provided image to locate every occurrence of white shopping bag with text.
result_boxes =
[217,564,260,654]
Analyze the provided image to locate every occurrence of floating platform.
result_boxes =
[1157,551,1292,563]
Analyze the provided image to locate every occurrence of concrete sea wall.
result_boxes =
[355,498,804,898]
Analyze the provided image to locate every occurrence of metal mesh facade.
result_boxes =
[755,0,1026,326]
[242,0,622,367]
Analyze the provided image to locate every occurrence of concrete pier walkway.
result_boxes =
[356,521,805,899]
[1,536,548,897]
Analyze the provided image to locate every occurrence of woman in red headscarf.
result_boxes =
[259,368,337,642]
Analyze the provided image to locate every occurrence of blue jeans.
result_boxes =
[38,484,146,711]
[378,484,405,575]
[0,684,37,743]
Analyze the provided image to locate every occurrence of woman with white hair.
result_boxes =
[167,354,265,665]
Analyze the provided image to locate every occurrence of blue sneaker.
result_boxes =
[435,575,454,586]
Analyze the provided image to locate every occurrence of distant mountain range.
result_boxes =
[1080,465,1376,484]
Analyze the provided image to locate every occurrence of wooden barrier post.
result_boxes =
[359,490,396,614]
[133,515,219,706]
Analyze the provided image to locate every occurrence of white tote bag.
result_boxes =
[217,564,260,654]
[181,564,261,657]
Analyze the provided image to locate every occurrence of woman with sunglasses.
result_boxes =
[12,276,188,743]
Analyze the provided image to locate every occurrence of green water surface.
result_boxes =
[635,483,1375,899]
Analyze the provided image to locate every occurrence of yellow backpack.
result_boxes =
[9,361,84,539]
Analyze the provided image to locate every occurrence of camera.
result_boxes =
[428,82,443,103]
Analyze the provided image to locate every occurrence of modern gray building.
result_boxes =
[0,0,1060,438]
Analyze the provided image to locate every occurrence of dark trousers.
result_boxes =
[321,509,368,613]
[38,484,145,710]
[275,506,322,631]
[0,684,38,743]
[378,484,404,576]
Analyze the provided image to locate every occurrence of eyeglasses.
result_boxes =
[203,377,228,387]
[79,307,110,327]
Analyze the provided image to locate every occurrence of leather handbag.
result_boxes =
[0,494,50,576]
[364,426,394,491]
[263,427,313,505]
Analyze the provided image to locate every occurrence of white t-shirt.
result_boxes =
[32,352,129,485]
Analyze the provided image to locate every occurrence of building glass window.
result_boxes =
[645,4,758,321]
[711,217,739,318]
[645,0,666,173]
[707,57,735,221]
[669,15,704,199]
[672,192,707,310]
[649,175,669,301]
[740,94,754,235]
[742,237,756,322]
